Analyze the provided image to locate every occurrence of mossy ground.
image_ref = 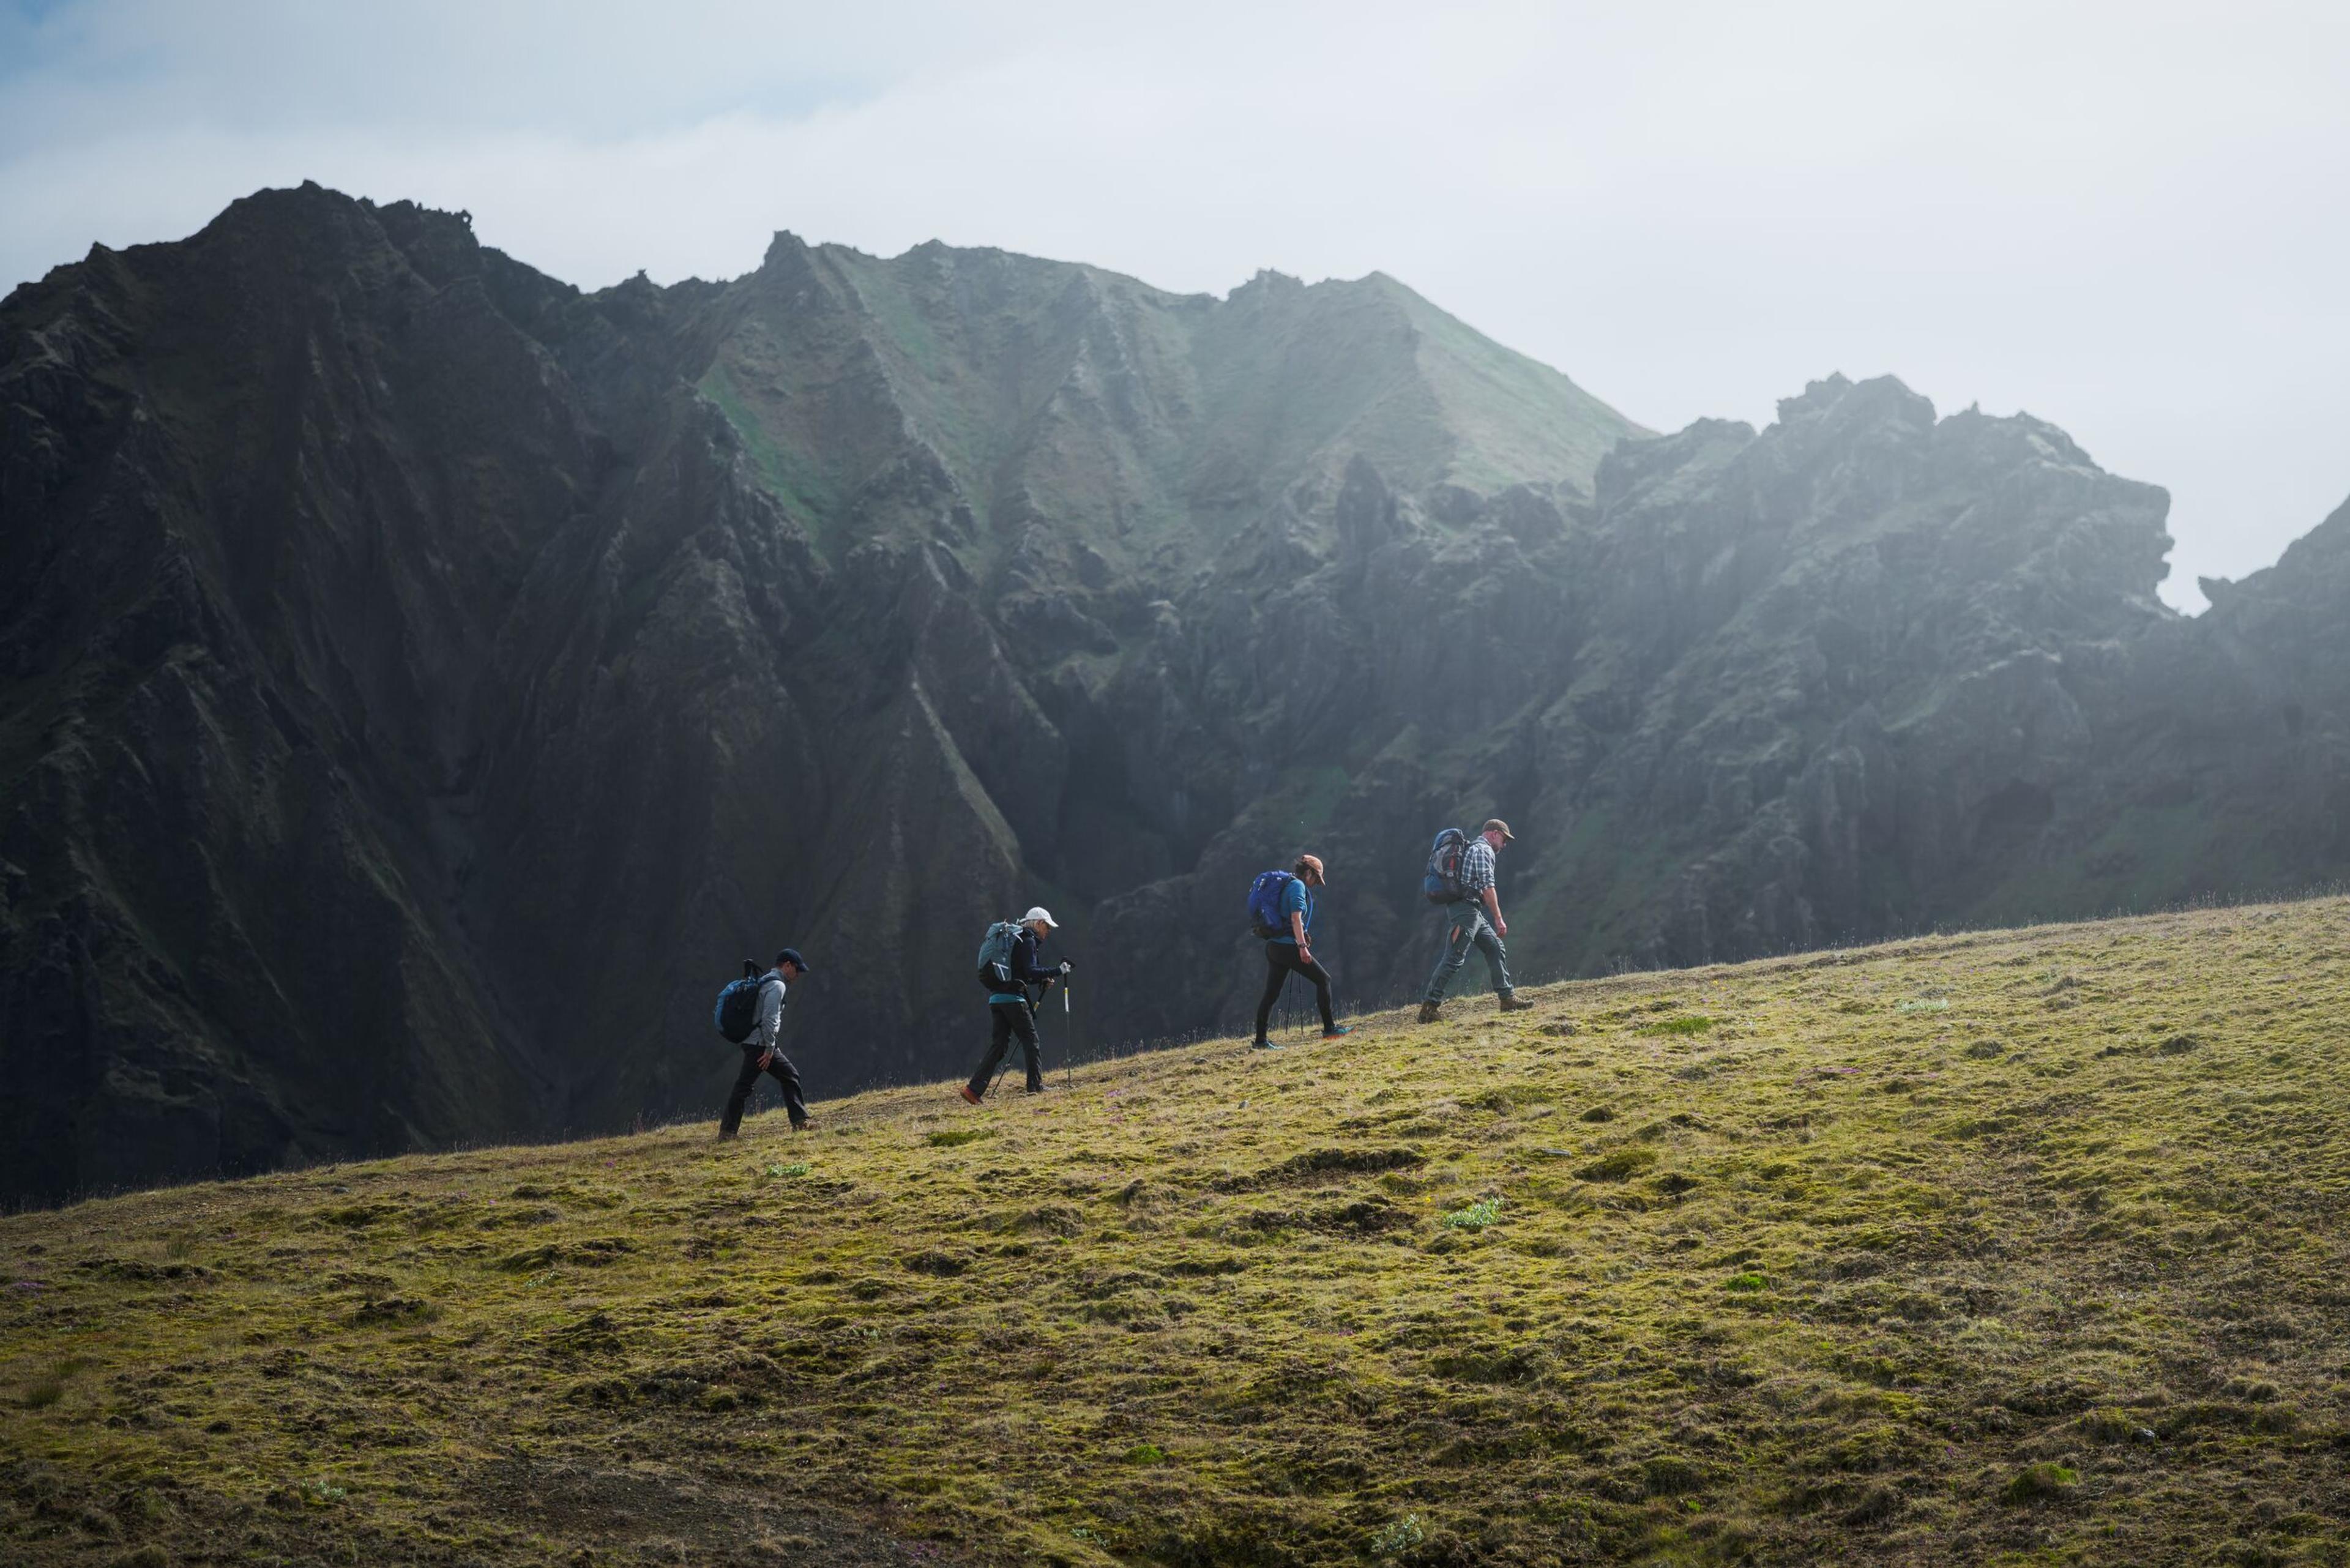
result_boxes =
[7,900,2350,1566]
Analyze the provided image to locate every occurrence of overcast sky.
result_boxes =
[4,1,2344,610]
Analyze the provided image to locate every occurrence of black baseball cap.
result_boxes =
[775,948,810,971]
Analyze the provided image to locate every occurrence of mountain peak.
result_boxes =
[688,230,1646,569]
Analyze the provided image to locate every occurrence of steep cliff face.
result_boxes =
[2,185,2342,1204]
[1,193,602,1201]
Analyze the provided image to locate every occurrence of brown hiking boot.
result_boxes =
[1416,1001,1442,1025]
[958,1085,982,1106]
[1498,993,1533,1012]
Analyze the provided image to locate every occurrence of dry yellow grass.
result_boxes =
[6,899,2349,1565]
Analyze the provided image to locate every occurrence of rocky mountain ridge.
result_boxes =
[3,184,2343,1204]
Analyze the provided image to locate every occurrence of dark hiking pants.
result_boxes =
[1423,903,1515,1003]
[967,999,1043,1098]
[1255,943,1335,1040]
[720,1045,809,1135]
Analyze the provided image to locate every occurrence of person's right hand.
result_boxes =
[1496,919,1508,938]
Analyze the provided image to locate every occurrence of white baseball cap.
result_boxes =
[1021,906,1058,928]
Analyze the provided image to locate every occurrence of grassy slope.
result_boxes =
[6,901,2350,1566]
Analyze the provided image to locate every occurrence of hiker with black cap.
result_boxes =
[960,907,1066,1102]
[1418,819,1531,1021]
[1250,854,1352,1050]
[718,949,815,1138]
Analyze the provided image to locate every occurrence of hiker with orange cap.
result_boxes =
[960,906,1067,1102]
[1248,853,1352,1049]
[1417,819,1531,1021]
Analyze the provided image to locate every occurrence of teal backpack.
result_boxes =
[975,920,1023,991]
[713,962,764,1042]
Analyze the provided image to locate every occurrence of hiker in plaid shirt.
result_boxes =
[1419,818,1531,1021]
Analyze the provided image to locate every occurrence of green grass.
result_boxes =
[1438,1195,1504,1230]
[2000,1462,2080,1507]
[7,898,2350,1564]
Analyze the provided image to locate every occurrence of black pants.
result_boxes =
[1255,943,1335,1041]
[720,1045,808,1135]
[966,999,1042,1098]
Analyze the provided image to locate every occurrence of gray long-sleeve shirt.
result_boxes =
[755,972,788,1052]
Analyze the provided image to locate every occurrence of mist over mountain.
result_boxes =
[4,184,2344,1206]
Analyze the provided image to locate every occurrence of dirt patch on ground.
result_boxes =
[0,1454,960,1567]
[464,1456,963,1566]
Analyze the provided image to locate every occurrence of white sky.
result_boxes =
[4,1,2345,611]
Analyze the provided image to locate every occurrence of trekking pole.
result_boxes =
[1063,980,1073,1088]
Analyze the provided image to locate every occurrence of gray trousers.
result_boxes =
[1423,902,1515,1002]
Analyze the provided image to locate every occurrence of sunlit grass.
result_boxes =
[6,898,2350,1564]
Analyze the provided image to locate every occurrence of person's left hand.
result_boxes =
[758,1049,776,1070]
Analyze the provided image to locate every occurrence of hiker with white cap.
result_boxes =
[960,906,1069,1102]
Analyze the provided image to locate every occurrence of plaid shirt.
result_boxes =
[1460,837,1497,896]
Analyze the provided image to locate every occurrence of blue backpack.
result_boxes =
[975,920,1023,989]
[1423,828,1469,903]
[714,966,768,1043]
[1247,870,1296,939]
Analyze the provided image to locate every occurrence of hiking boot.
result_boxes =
[1322,1025,1354,1039]
[1497,993,1533,1012]
[1416,1001,1442,1025]
[715,1129,740,1142]
[958,1085,983,1106]
[792,1118,816,1133]
[1251,1038,1284,1050]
